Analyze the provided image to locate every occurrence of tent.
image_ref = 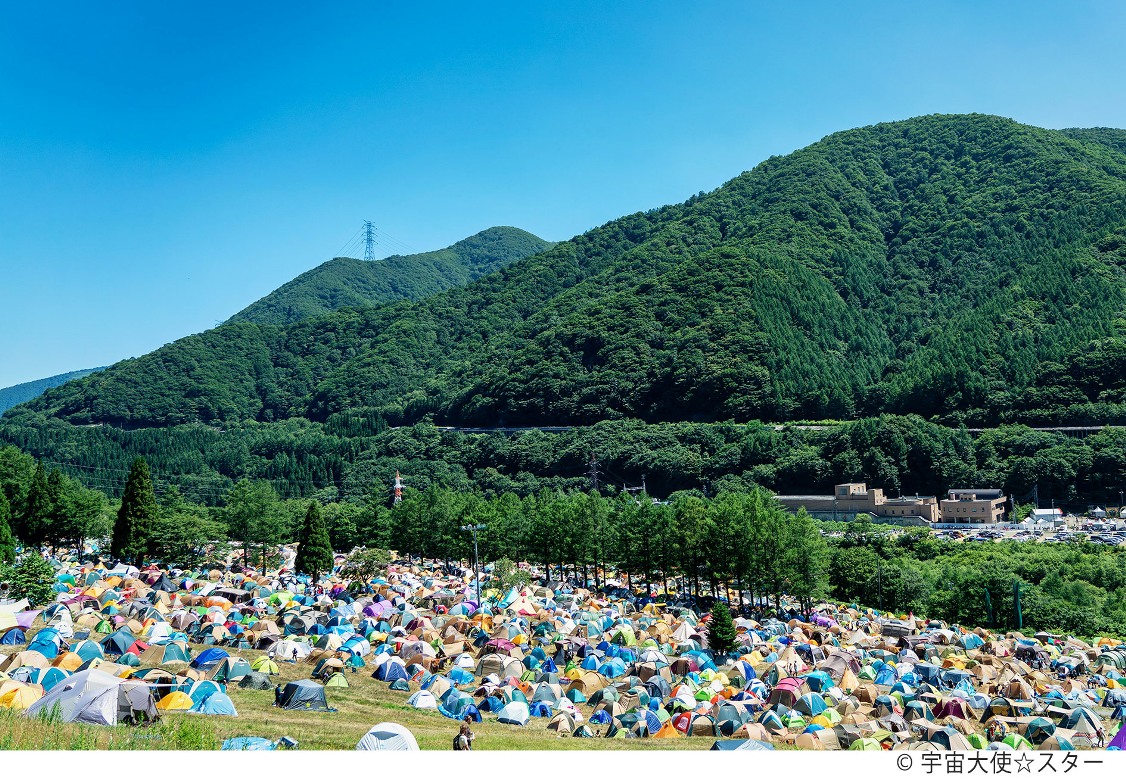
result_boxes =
[221,737,277,751]
[497,701,531,726]
[25,669,158,726]
[711,739,775,750]
[356,723,420,751]
[238,672,274,690]
[190,691,239,716]
[275,679,334,712]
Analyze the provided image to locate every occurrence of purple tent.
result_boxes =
[1110,722,1126,750]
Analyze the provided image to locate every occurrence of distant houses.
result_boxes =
[774,481,1010,529]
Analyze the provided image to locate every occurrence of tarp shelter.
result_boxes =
[356,722,420,751]
[275,679,334,711]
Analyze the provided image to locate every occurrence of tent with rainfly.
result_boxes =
[25,669,158,726]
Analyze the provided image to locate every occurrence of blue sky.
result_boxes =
[1,1,1124,388]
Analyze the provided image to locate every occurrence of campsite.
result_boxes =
[2,553,1126,751]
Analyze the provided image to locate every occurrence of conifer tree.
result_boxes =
[707,602,739,657]
[111,458,158,566]
[295,500,333,583]
[19,461,54,548]
[0,492,15,564]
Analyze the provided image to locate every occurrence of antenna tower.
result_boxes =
[363,221,377,261]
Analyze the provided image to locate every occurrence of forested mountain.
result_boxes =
[0,368,106,414]
[10,114,1126,432]
[226,226,554,325]
[6,113,1126,507]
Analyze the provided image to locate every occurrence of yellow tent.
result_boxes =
[156,692,194,711]
[0,682,43,710]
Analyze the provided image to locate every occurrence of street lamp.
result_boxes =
[460,524,486,615]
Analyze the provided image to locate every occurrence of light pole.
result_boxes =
[460,524,486,615]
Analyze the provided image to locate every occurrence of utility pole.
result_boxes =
[460,524,486,614]
[363,221,377,261]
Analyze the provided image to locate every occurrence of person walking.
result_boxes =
[453,721,474,750]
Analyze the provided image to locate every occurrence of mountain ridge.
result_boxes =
[8,113,1126,435]
[226,226,554,325]
[0,368,107,414]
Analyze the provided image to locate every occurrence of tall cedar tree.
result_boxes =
[20,461,53,548]
[111,458,158,566]
[0,492,15,563]
[294,500,333,583]
[707,602,739,656]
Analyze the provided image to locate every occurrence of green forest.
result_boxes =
[2,414,1123,511]
[6,442,1126,638]
[9,115,1126,435]
[226,226,554,325]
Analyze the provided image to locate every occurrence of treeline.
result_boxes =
[4,414,1125,513]
[0,446,112,560]
[9,116,1126,436]
[831,522,1126,637]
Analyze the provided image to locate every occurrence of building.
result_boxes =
[774,482,938,525]
[935,489,1007,529]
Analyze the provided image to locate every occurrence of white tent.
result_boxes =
[25,669,156,726]
[406,689,437,710]
[356,722,420,751]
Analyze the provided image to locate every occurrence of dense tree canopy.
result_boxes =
[226,227,553,325]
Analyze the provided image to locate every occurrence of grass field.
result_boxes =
[0,635,721,750]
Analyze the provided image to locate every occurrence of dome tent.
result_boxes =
[356,722,420,751]
[274,679,334,712]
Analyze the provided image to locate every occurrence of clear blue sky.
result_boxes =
[1,1,1124,388]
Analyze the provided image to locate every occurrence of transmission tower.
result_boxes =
[588,454,601,493]
[363,221,377,261]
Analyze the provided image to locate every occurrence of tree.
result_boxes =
[0,550,56,606]
[338,547,392,587]
[148,488,228,568]
[111,458,158,566]
[492,557,532,593]
[295,500,333,582]
[19,461,53,548]
[224,479,286,569]
[0,492,15,564]
[707,602,738,656]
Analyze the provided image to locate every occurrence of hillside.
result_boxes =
[10,114,1126,436]
[226,226,554,325]
[0,368,106,414]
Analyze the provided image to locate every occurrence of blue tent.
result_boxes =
[478,696,504,713]
[874,665,898,686]
[1,628,26,645]
[221,737,276,751]
[191,692,239,716]
[589,709,613,725]
[192,648,230,669]
[597,658,627,678]
[28,628,63,659]
[186,680,227,707]
[448,668,474,685]
[102,629,136,656]
[529,701,553,718]
[374,660,408,682]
